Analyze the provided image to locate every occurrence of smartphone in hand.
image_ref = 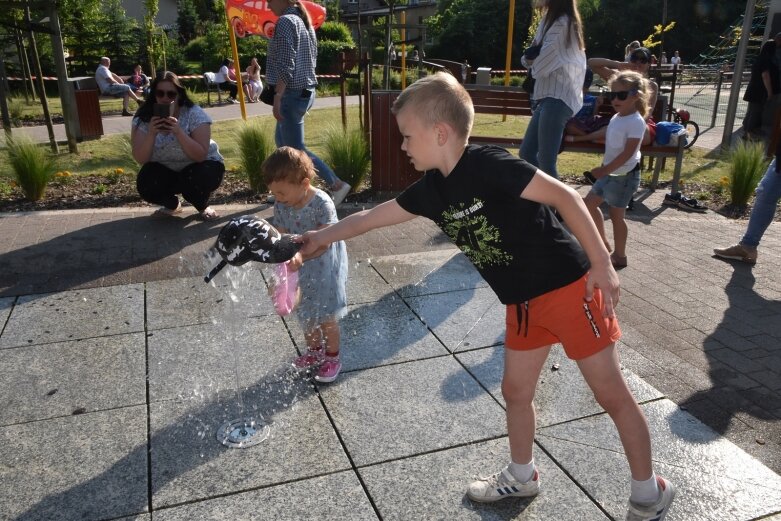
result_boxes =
[153,103,173,118]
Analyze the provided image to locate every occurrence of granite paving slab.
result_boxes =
[359,437,609,520]
[0,285,144,349]
[285,296,449,371]
[147,316,298,402]
[153,471,377,520]
[369,249,487,298]
[0,332,146,425]
[146,270,274,331]
[346,258,400,305]
[406,286,505,351]
[0,406,148,521]
[457,346,664,426]
[318,356,507,466]
[538,399,781,520]
[0,296,13,328]
[149,381,350,508]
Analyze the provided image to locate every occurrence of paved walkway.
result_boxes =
[0,98,780,520]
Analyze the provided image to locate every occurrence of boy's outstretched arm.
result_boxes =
[520,172,620,316]
[298,199,417,256]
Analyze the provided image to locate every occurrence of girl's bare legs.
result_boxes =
[608,205,628,258]
[584,192,612,252]
[503,345,552,464]
[577,343,653,480]
[321,319,341,356]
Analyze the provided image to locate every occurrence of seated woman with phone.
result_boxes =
[131,71,225,220]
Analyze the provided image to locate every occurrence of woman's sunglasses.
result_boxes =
[629,55,649,64]
[604,90,638,101]
[155,89,178,99]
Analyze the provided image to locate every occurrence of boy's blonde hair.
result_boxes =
[391,72,474,139]
[610,70,650,118]
[262,146,316,185]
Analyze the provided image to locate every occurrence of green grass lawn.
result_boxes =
[0,104,733,198]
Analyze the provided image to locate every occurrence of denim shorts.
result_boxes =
[590,167,641,208]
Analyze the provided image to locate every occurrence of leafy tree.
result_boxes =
[177,0,199,42]
[101,0,141,73]
[144,0,160,77]
[427,0,531,68]
[58,0,104,74]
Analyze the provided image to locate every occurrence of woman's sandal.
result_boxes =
[198,207,220,221]
[610,253,628,269]
[153,201,182,217]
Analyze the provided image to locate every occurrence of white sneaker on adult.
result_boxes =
[331,183,351,206]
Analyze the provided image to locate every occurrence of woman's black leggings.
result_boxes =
[220,81,238,98]
[136,160,225,212]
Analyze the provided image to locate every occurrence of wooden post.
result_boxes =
[48,3,78,153]
[340,52,347,130]
[25,5,57,153]
[14,29,33,102]
[363,52,371,149]
[0,57,12,139]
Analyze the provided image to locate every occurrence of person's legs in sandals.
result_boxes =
[136,162,182,215]
[178,160,225,220]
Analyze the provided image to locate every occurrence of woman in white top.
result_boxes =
[244,57,263,103]
[520,0,586,179]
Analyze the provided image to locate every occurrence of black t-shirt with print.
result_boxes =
[396,145,589,304]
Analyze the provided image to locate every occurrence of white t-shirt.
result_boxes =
[670,56,681,65]
[603,111,646,176]
[95,64,113,92]
[213,65,230,83]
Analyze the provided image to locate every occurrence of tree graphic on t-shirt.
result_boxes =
[442,201,511,269]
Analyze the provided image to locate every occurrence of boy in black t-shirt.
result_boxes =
[298,73,675,520]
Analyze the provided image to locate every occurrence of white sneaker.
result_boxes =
[466,466,540,503]
[626,477,676,521]
[330,182,351,206]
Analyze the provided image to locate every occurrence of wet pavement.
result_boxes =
[1,185,780,520]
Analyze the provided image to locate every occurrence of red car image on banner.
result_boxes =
[226,0,326,39]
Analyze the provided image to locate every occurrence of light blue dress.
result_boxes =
[273,188,348,326]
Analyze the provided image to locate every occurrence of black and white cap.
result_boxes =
[204,215,301,282]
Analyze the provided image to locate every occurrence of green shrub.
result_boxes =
[729,140,769,207]
[6,137,58,201]
[7,97,24,126]
[318,39,356,74]
[490,75,524,87]
[184,36,207,61]
[322,125,370,191]
[317,21,353,42]
[237,122,274,193]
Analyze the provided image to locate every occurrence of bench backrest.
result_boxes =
[465,85,532,116]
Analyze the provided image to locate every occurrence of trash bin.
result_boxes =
[476,67,492,85]
[68,77,103,139]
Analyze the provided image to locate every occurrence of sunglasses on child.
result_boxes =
[604,90,638,101]
[155,89,178,99]
[629,54,649,64]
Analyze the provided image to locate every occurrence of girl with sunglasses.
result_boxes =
[131,71,225,221]
[583,71,650,269]
[565,47,658,146]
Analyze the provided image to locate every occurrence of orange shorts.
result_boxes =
[505,274,621,360]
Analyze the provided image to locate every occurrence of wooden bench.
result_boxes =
[203,72,224,106]
[464,85,686,194]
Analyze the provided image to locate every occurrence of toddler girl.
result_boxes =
[583,71,649,269]
[262,146,348,383]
